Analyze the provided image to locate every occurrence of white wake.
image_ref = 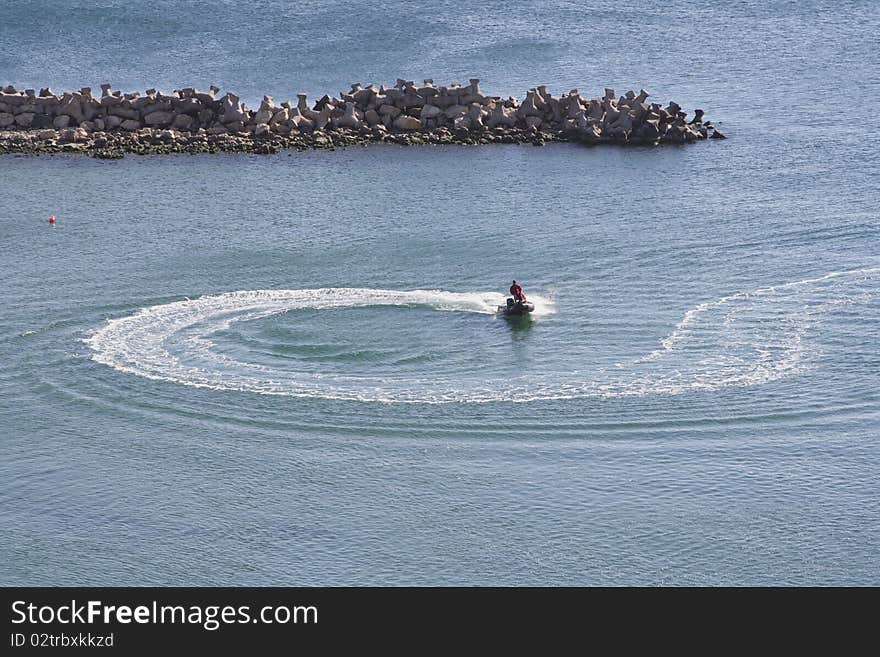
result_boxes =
[84,271,878,403]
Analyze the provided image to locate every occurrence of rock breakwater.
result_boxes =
[0,79,724,157]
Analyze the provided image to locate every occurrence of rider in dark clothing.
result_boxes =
[510,280,526,303]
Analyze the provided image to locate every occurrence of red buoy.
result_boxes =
[48,215,56,224]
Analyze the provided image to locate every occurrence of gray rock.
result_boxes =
[0,93,27,106]
[269,108,290,126]
[377,104,401,118]
[219,93,249,124]
[364,109,380,127]
[314,107,331,131]
[176,98,203,114]
[487,103,516,128]
[297,94,320,122]
[468,104,486,129]
[172,114,194,131]
[121,119,142,131]
[444,104,467,119]
[59,127,88,143]
[393,115,421,131]
[30,113,52,129]
[420,104,442,120]
[14,113,35,127]
[108,106,140,120]
[141,101,173,116]
[517,91,543,117]
[52,115,71,129]
[333,102,361,129]
[144,111,175,126]
[290,113,314,132]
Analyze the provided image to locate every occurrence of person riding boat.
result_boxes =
[509,280,526,303]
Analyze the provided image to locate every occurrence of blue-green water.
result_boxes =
[2,1,879,585]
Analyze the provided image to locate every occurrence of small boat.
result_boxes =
[498,298,535,316]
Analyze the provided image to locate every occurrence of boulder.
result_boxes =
[194,89,217,105]
[176,98,203,115]
[121,119,142,131]
[444,104,467,120]
[30,113,52,129]
[333,102,361,129]
[59,127,88,143]
[36,129,56,140]
[14,113,35,127]
[143,111,175,126]
[467,104,486,129]
[636,119,661,142]
[219,93,248,124]
[251,107,272,124]
[172,114,194,131]
[253,123,271,137]
[364,108,380,127]
[420,104,442,120]
[108,106,140,120]
[315,106,333,131]
[290,113,312,132]
[58,94,85,124]
[393,115,421,131]
[141,101,173,116]
[297,94,320,122]
[377,104,401,118]
[269,108,290,126]
[578,124,603,144]
[104,115,123,129]
[517,91,543,117]
[0,93,26,106]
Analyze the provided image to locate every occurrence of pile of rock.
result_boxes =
[0,79,724,156]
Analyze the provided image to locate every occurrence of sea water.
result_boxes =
[1,1,878,584]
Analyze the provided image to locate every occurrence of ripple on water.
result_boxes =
[81,269,879,405]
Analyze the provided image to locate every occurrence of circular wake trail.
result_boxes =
[85,272,878,403]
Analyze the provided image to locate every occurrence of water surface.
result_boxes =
[1,1,878,585]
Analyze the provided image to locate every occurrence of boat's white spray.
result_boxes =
[85,269,878,403]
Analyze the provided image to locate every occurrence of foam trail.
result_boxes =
[85,273,877,403]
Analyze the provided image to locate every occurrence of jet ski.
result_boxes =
[499,297,535,316]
